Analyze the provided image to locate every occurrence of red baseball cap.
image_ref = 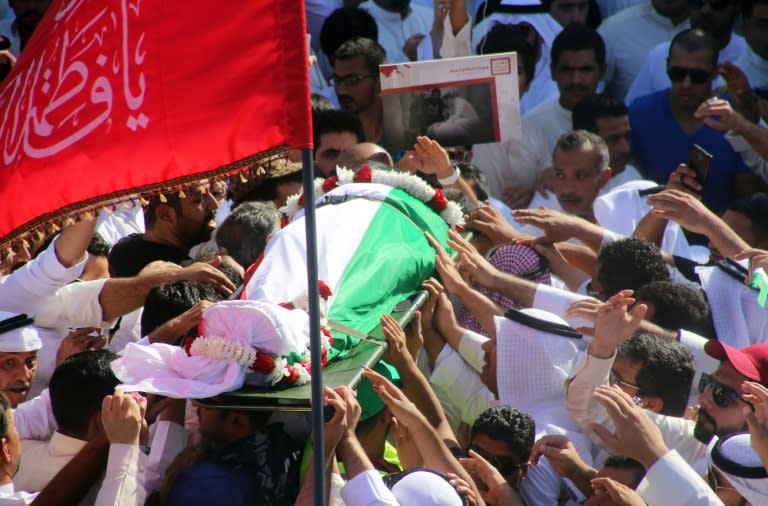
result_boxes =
[704,341,768,384]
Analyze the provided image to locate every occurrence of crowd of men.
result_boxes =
[2,0,768,504]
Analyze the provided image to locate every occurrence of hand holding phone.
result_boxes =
[686,144,713,189]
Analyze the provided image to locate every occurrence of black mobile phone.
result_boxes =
[686,144,713,188]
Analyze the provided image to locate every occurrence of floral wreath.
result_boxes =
[182,281,335,387]
[280,165,465,227]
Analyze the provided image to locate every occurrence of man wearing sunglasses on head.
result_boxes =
[629,28,753,214]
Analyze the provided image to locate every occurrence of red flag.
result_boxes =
[0,0,312,251]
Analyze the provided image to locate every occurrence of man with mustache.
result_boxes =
[0,313,41,408]
[629,29,751,214]
[525,24,606,153]
[108,183,220,277]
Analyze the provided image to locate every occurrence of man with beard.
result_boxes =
[0,0,51,55]
[626,0,746,103]
[629,29,751,213]
[332,37,387,145]
[525,25,606,153]
[108,183,219,277]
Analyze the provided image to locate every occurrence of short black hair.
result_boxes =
[617,333,695,417]
[476,23,537,84]
[727,192,768,245]
[470,406,536,462]
[50,350,120,438]
[216,202,280,270]
[87,232,111,257]
[140,280,222,336]
[635,281,716,339]
[597,238,670,297]
[333,37,387,75]
[312,109,364,155]
[320,8,378,64]
[744,0,768,18]
[572,95,628,133]
[602,455,646,489]
[669,29,720,69]
[145,193,183,230]
[551,24,605,69]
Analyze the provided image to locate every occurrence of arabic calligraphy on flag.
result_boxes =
[0,0,311,252]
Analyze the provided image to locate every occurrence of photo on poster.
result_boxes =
[379,53,521,152]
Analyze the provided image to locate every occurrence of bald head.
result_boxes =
[337,143,393,171]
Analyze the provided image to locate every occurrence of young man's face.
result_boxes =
[552,49,604,110]
[173,184,219,249]
[594,115,631,174]
[333,56,379,115]
[694,362,750,443]
[549,0,589,27]
[667,46,717,111]
[315,131,359,177]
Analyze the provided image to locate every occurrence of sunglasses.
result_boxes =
[699,373,752,408]
[468,444,526,476]
[690,0,732,11]
[667,66,712,84]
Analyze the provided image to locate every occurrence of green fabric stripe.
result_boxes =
[327,188,451,360]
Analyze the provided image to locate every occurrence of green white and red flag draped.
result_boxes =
[0,0,311,254]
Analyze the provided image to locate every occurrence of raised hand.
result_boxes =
[445,229,500,289]
[590,477,646,506]
[101,389,144,446]
[588,385,669,469]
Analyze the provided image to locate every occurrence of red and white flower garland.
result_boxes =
[281,165,465,227]
[183,281,335,387]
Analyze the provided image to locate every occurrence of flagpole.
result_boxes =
[302,148,326,506]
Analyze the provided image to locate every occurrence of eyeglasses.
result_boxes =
[609,369,644,405]
[689,0,732,11]
[330,74,378,88]
[468,444,526,476]
[699,373,752,408]
[667,66,712,84]
[609,369,639,391]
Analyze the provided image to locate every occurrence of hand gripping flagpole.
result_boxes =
[302,148,326,505]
